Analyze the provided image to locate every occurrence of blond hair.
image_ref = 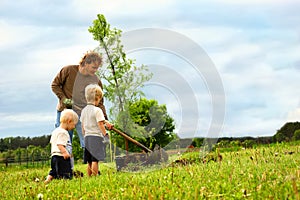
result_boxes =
[60,109,79,124]
[85,84,103,104]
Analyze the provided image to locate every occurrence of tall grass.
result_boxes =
[0,142,299,199]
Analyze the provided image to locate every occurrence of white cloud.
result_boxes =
[0,112,55,137]
[0,21,40,48]
[0,1,299,138]
[222,117,283,137]
[287,108,300,122]
[218,0,299,5]
[1,112,54,123]
[99,0,174,15]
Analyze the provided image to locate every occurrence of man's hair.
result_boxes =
[79,51,102,67]
[60,109,79,124]
[85,84,103,104]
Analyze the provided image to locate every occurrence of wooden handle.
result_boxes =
[111,127,152,153]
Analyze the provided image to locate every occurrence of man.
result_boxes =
[51,51,112,148]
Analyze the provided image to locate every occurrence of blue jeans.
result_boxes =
[55,110,85,148]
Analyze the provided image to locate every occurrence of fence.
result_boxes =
[0,152,50,168]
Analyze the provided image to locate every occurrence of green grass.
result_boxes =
[0,142,299,199]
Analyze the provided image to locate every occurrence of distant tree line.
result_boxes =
[273,121,300,142]
[0,135,50,152]
[0,121,299,166]
[1,122,299,152]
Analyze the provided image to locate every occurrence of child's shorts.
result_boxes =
[84,135,106,163]
[49,155,72,179]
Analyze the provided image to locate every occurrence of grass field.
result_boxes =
[0,142,299,199]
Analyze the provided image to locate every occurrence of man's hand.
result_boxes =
[63,98,73,109]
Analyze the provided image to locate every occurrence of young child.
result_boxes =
[80,84,110,176]
[45,109,78,183]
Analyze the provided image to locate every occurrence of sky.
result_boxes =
[0,0,299,139]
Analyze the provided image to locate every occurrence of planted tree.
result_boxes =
[88,14,155,150]
[88,14,152,118]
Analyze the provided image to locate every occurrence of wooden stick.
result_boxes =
[111,127,152,153]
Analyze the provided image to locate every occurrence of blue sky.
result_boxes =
[0,0,299,139]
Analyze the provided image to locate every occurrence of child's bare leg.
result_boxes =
[91,161,99,176]
[87,162,93,177]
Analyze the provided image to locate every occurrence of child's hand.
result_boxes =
[103,134,110,144]
[62,151,70,159]
[104,121,114,130]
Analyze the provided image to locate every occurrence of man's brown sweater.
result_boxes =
[51,65,107,119]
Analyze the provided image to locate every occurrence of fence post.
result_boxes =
[26,148,28,167]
